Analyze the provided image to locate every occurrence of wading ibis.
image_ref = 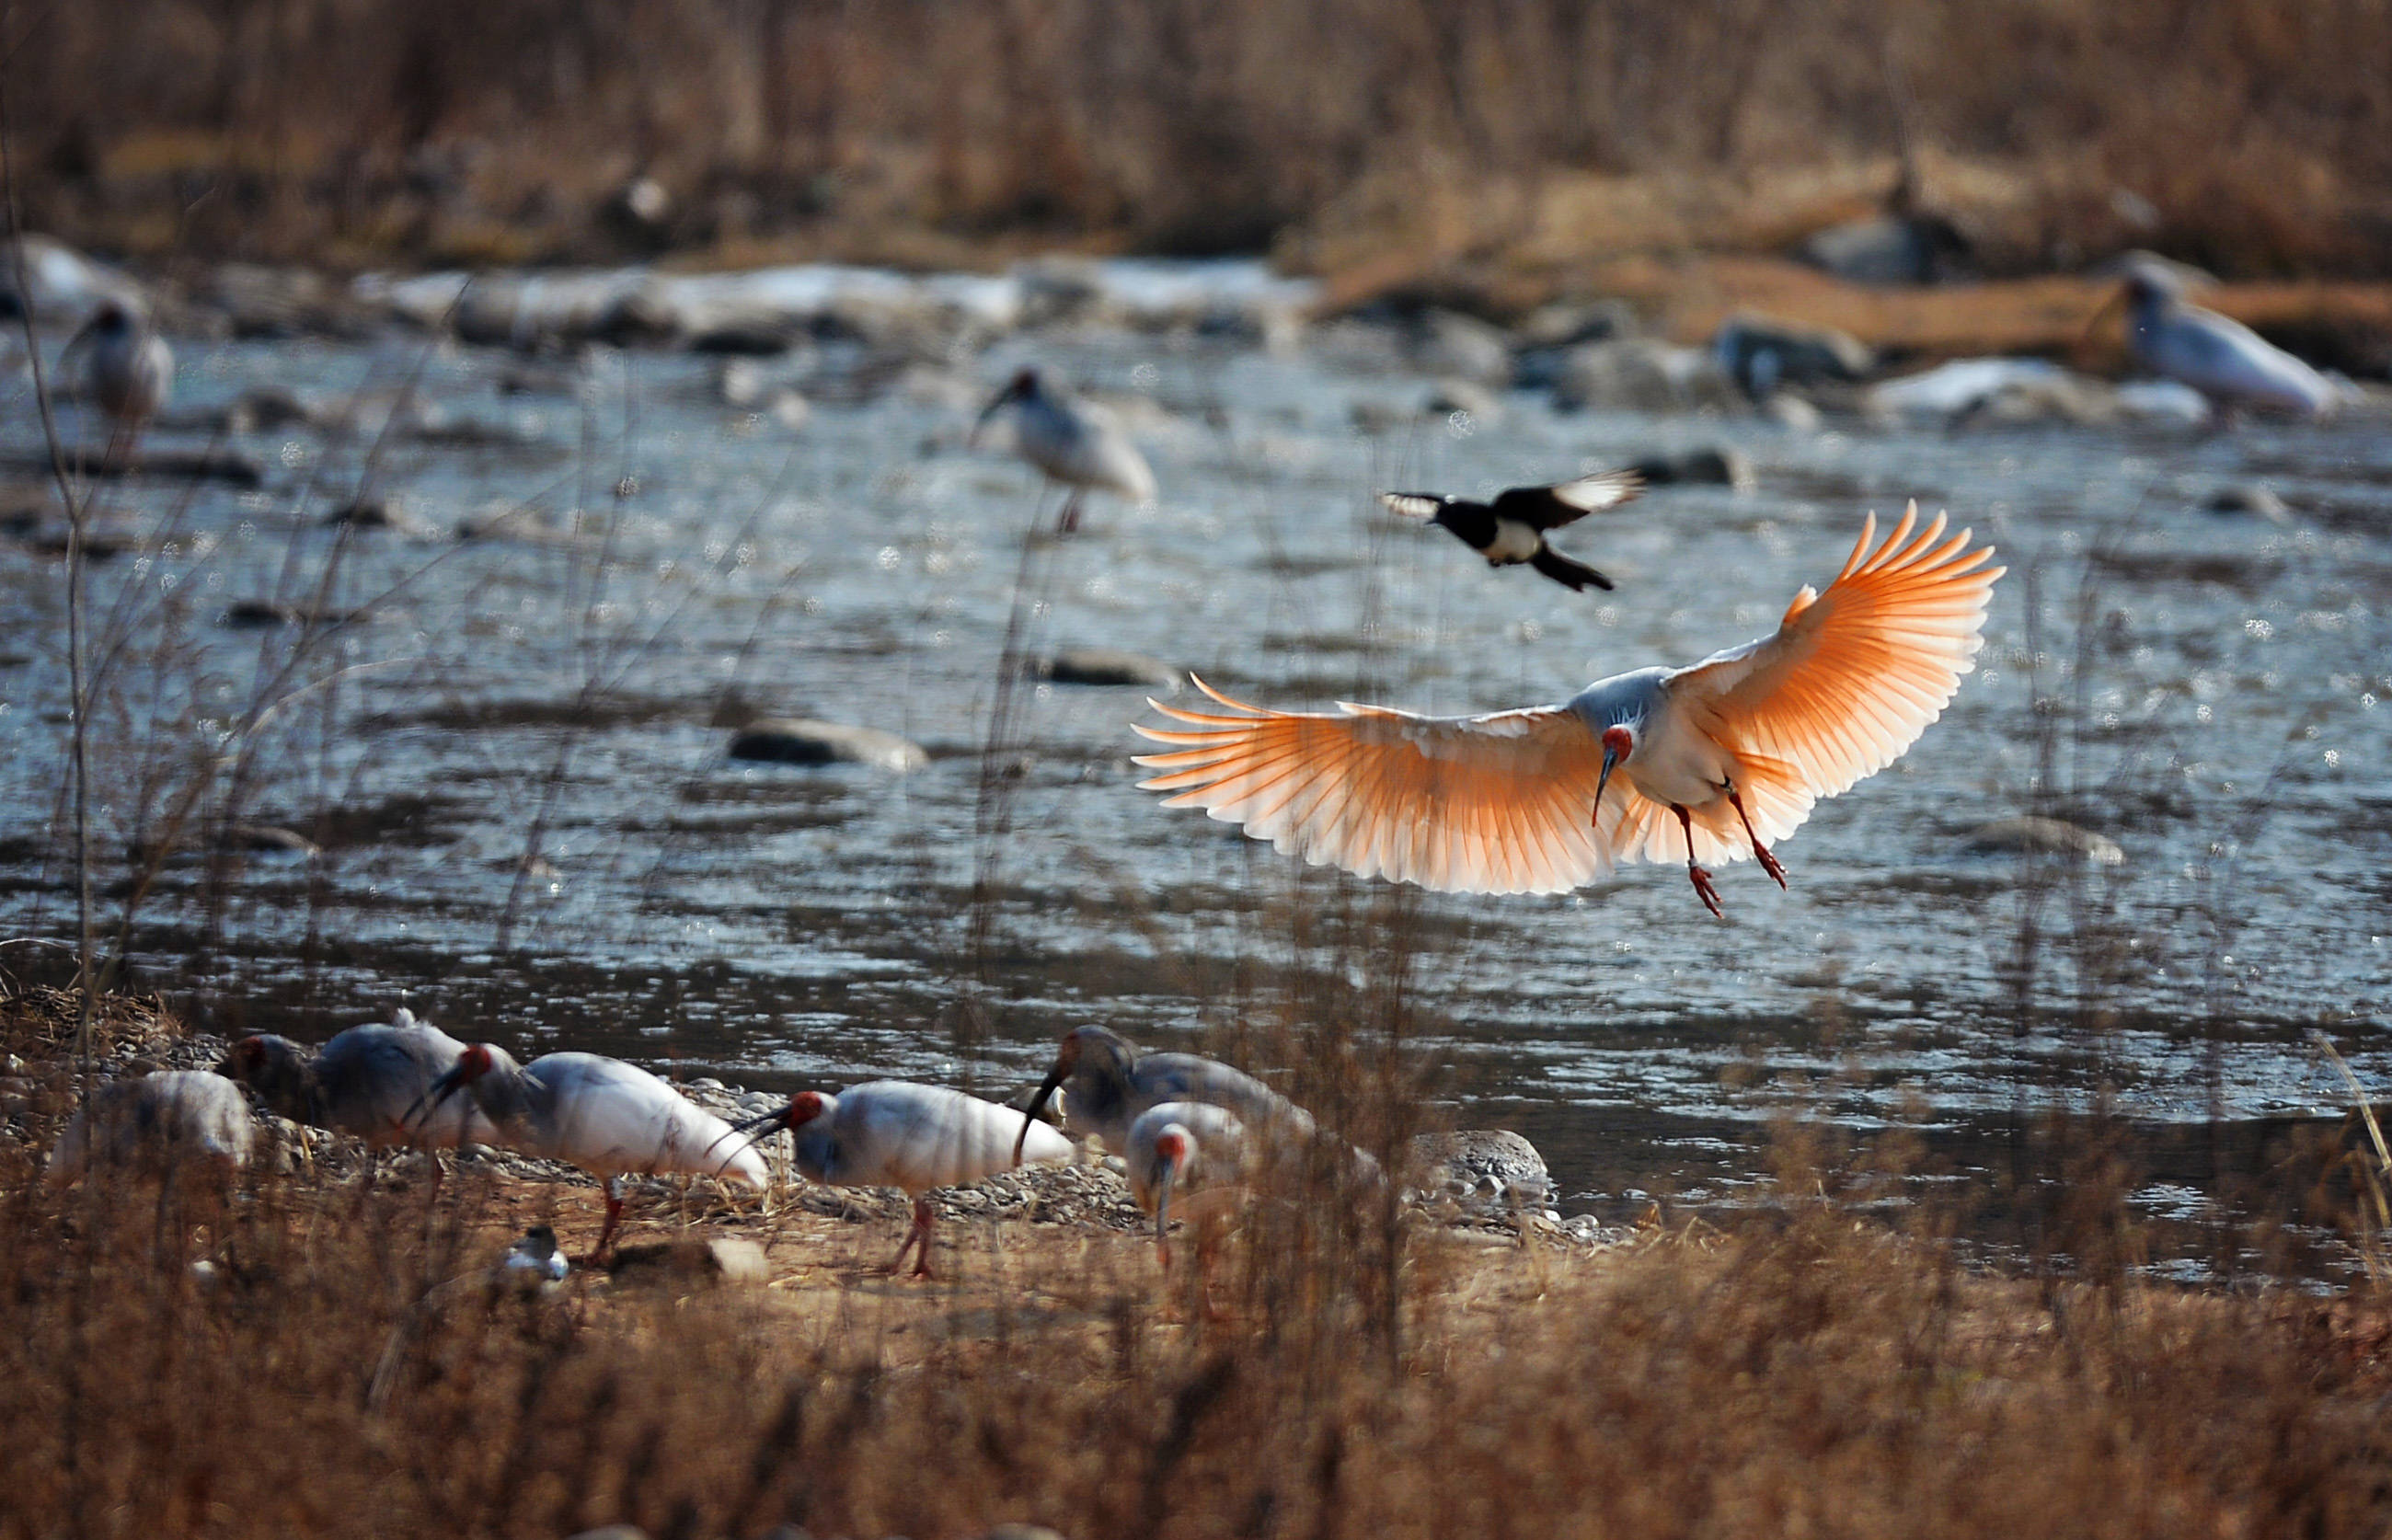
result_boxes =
[974,366,1156,534]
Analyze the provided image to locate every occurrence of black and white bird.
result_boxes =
[65,300,173,433]
[1379,470,1641,592]
[974,366,1157,534]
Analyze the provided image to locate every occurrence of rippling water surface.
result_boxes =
[4,304,2387,1261]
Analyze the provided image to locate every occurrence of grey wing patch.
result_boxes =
[1379,492,1448,522]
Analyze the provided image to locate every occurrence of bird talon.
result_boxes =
[1755,845,1788,890]
[1688,865,1725,918]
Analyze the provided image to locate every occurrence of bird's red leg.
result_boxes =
[1056,493,1082,535]
[1725,787,1788,889]
[592,1178,626,1260]
[1673,804,1725,918]
[907,1196,937,1279]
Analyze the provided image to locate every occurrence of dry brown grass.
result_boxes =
[17,0,2392,283]
[4,976,2390,1540]
[5,1140,2389,1540]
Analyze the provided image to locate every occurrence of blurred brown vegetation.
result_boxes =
[15,0,2392,282]
[6,1134,2391,1540]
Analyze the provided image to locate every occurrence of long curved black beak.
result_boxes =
[403,1065,466,1133]
[1592,743,1619,827]
[1155,1152,1181,1256]
[707,1103,791,1168]
[1013,1065,1066,1164]
[969,384,1017,449]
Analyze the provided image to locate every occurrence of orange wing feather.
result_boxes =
[1133,682,1616,896]
[1668,502,2004,806]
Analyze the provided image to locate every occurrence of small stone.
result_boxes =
[1409,309,1512,386]
[564,1527,650,1540]
[1034,649,1183,691]
[705,1237,770,1284]
[1964,816,2124,866]
[728,718,928,773]
[1764,393,1823,431]
[1713,314,1875,398]
[2203,484,2291,523]
[324,494,428,535]
[980,1527,1067,1540]
[1628,445,1754,490]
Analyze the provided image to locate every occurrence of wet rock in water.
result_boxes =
[1409,309,1512,387]
[2115,380,2212,427]
[1796,213,1970,287]
[493,362,581,396]
[730,718,928,773]
[1423,377,1504,423]
[980,1527,1068,1540]
[1714,313,1874,399]
[1409,1130,1554,1216]
[1034,648,1184,691]
[227,824,322,859]
[1764,393,1823,431]
[219,601,355,629]
[326,494,431,535]
[2204,483,2292,523]
[1348,398,1408,435]
[1964,816,2124,867]
[221,385,315,433]
[1869,357,2132,428]
[1550,339,1739,413]
[1628,444,1755,491]
[563,1527,650,1540]
[0,235,145,320]
[1513,297,1636,351]
[198,264,378,339]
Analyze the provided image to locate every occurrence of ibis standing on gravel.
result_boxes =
[1133,505,2003,916]
[1012,1024,1311,1164]
[411,1045,769,1258]
[974,366,1157,534]
[732,1082,1075,1279]
[1124,1101,1254,1267]
[219,1008,502,1150]
[48,1071,255,1181]
[1379,470,1641,592]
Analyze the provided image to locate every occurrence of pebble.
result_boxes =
[1629,445,1755,490]
[2204,483,2292,523]
[1549,339,1739,413]
[1034,648,1184,691]
[1964,816,2125,866]
[1713,314,1875,398]
[1423,377,1504,423]
[324,494,431,535]
[728,718,929,773]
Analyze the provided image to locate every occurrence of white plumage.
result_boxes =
[976,366,1157,533]
[1015,1024,1311,1162]
[68,301,173,430]
[2119,263,2335,418]
[1124,1100,1254,1264]
[48,1071,254,1182]
[739,1081,1075,1277]
[416,1044,767,1256]
[1134,504,2003,914]
[219,1008,502,1150]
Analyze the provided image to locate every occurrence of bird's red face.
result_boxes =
[457,1043,494,1080]
[231,1038,266,1071]
[1154,1128,1190,1169]
[1593,724,1637,823]
[784,1091,829,1129]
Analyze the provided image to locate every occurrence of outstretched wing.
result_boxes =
[1133,678,1630,895]
[1379,493,1452,522]
[1491,469,1642,531]
[1667,502,2004,807]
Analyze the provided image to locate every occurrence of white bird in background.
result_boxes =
[1124,1100,1254,1268]
[1133,504,2003,916]
[1013,1024,1312,1164]
[2109,261,2336,418]
[733,1081,1075,1279]
[65,299,173,437]
[48,1071,255,1183]
[412,1045,769,1258]
[218,1008,502,1150]
[974,366,1157,534]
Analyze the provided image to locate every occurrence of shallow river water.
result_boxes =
[3,288,2388,1268]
